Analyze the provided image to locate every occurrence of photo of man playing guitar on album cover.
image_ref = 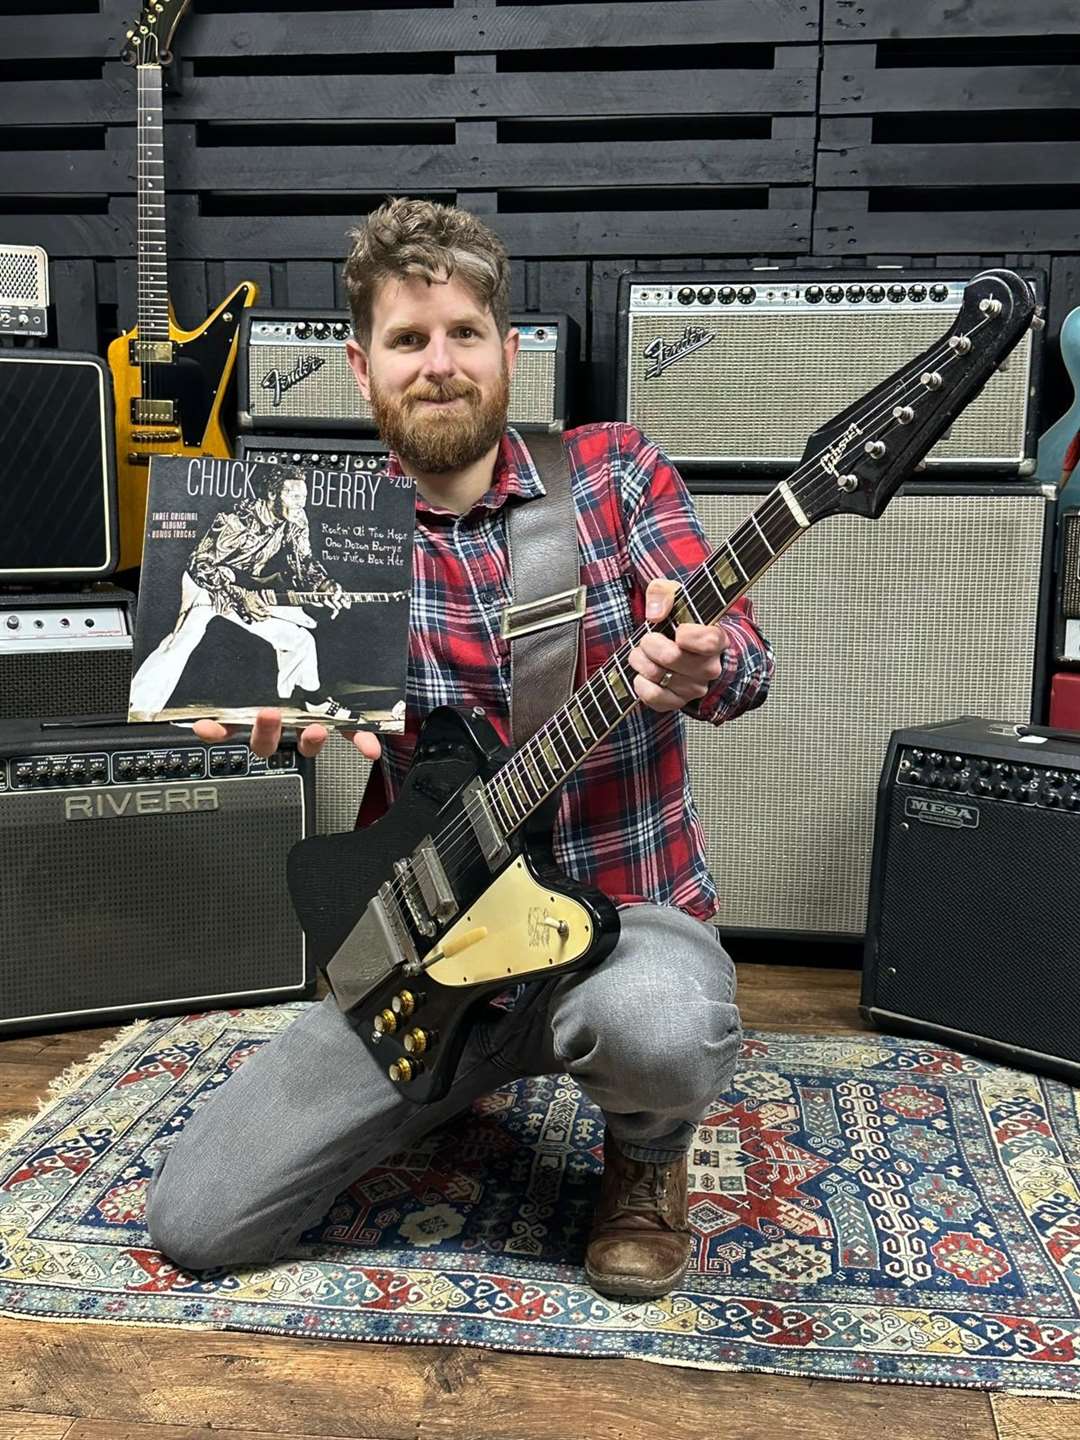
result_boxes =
[128,459,411,727]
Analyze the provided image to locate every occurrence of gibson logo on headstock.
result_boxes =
[261,353,327,407]
[643,326,715,379]
[819,422,864,476]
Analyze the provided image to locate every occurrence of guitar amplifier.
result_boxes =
[237,309,575,434]
[1055,508,1080,663]
[617,270,1043,471]
[0,717,314,1035]
[685,482,1053,939]
[0,350,119,579]
[862,716,1080,1083]
[0,242,49,336]
[0,589,133,722]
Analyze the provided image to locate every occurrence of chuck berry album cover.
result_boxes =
[129,454,414,730]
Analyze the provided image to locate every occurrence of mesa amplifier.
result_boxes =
[0,589,133,722]
[237,309,575,433]
[862,716,1080,1083]
[618,270,1043,471]
[0,717,314,1035]
[1055,508,1080,663]
[685,482,1053,939]
[0,350,119,580]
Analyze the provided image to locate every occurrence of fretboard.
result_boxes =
[481,480,809,835]
[136,63,170,340]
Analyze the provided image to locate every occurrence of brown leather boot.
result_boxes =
[585,1131,692,1300]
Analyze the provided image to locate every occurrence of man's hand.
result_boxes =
[192,707,383,762]
[321,582,352,619]
[628,578,730,713]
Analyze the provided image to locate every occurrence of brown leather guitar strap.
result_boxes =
[501,431,585,749]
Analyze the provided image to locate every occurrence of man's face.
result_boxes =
[346,274,518,475]
[279,477,307,517]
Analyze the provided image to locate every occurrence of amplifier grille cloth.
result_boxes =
[0,775,305,1021]
[1063,513,1080,616]
[316,742,371,834]
[686,492,1045,935]
[508,351,556,425]
[628,316,1031,463]
[0,650,132,721]
[0,249,42,302]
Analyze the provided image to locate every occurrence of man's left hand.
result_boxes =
[628,578,731,713]
[322,582,352,618]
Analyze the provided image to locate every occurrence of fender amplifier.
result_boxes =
[237,309,575,434]
[617,270,1042,471]
[0,589,133,722]
[0,717,314,1035]
[685,482,1053,939]
[862,716,1080,1083]
[0,350,119,579]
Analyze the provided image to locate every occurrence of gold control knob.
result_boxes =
[392,989,417,1017]
[373,1008,397,1035]
[388,1057,420,1083]
[403,1027,431,1055]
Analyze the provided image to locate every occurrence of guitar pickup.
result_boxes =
[462,777,511,871]
[132,399,176,424]
[129,339,174,364]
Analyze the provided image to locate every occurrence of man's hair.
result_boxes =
[260,464,305,505]
[342,197,511,348]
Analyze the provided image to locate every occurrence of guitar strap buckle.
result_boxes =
[499,584,585,641]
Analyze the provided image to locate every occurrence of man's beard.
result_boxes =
[368,365,510,475]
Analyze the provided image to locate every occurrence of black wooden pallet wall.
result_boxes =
[1,0,1078,423]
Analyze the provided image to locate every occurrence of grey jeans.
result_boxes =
[145,903,741,1271]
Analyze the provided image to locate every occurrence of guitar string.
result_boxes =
[374,307,1009,933]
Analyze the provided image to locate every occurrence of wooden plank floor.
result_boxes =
[1,963,1076,1440]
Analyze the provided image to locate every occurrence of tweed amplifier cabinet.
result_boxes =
[1055,508,1080,663]
[862,716,1080,1083]
[0,589,133,722]
[618,270,1042,471]
[685,482,1053,939]
[237,309,575,433]
[0,717,314,1035]
[0,350,119,579]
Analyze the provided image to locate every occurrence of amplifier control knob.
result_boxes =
[373,1008,398,1035]
[737,286,756,304]
[908,769,924,786]
[677,287,695,305]
[825,285,844,303]
[392,989,418,1017]
[403,1027,432,1055]
[697,287,715,304]
[996,782,1011,798]
[1047,771,1064,787]
[718,286,736,304]
[846,284,865,302]
[949,754,964,769]
[975,779,992,795]
[294,321,311,339]
[313,322,329,338]
[867,284,885,302]
[909,283,927,301]
[388,1057,421,1084]
[1045,791,1060,806]
[1017,765,1033,780]
[1068,793,1080,810]
[887,284,906,302]
[910,749,925,764]
[806,285,824,303]
[930,283,950,302]
[4,615,18,630]
[332,322,350,338]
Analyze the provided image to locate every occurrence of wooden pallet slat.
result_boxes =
[825,0,1080,41]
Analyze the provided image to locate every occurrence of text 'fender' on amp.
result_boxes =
[0,350,119,579]
[238,309,576,434]
[617,270,1043,471]
[862,716,1080,1083]
[0,718,314,1035]
[0,589,134,722]
[684,482,1053,940]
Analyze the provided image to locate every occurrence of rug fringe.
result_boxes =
[0,1016,155,1150]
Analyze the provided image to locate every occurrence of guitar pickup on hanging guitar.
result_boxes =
[131,398,177,424]
[128,339,175,364]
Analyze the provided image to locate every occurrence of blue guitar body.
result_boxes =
[1037,305,1080,500]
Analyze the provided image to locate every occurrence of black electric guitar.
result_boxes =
[286,269,1037,1104]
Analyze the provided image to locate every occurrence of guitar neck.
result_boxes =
[260,589,409,605]
[136,62,171,340]
[482,479,811,830]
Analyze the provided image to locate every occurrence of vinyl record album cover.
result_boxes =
[129,454,413,729]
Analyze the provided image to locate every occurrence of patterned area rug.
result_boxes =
[2,1004,1079,1393]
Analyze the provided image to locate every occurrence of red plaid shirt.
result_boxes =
[359,422,773,922]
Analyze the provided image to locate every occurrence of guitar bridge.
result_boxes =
[394,855,437,937]
[325,883,417,1018]
[411,838,457,924]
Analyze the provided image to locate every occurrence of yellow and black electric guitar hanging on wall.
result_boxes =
[108,0,258,570]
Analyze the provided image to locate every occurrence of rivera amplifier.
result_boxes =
[685,482,1053,939]
[0,717,314,1035]
[618,270,1042,471]
[862,716,1080,1083]
[0,589,134,722]
[0,351,119,580]
[237,309,575,434]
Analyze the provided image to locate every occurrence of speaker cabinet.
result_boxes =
[685,482,1053,938]
[861,716,1080,1083]
[0,718,313,1034]
[0,590,134,722]
[0,351,119,580]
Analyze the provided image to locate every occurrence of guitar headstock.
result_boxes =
[795,269,1038,524]
[120,0,192,66]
